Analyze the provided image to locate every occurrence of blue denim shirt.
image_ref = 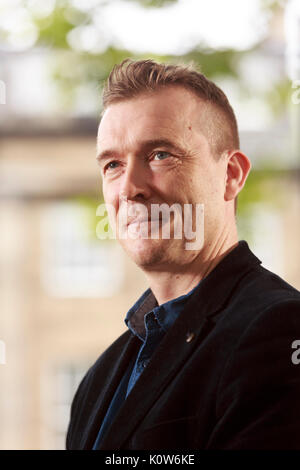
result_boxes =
[92,282,200,449]
[125,284,199,396]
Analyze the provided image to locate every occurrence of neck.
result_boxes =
[143,233,239,305]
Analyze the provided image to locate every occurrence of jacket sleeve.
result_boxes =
[65,367,92,450]
[206,298,300,449]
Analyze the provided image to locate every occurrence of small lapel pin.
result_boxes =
[186,332,195,343]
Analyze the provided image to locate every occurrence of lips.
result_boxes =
[127,218,159,227]
[118,203,170,230]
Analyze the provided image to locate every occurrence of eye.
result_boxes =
[153,151,171,161]
[104,161,120,172]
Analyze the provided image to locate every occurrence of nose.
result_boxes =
[119,158,151,202]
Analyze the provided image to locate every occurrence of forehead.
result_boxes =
[97,86,207,146]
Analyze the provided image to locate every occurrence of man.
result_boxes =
[66,59,300,450]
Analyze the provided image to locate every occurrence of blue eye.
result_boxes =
[153,151,170,161]
[105,161,119,171]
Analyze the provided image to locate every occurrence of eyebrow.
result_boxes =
[96,138,185,165]
[96,149,118,164]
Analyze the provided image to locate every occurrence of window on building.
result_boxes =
[41,362,89,450]
[40,201,124,297]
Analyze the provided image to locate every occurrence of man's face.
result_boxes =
[97,86,229,269]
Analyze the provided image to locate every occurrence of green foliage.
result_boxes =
[127,0,178,6]
[35,4,84,49]
[237,168,285,215]
[49,45,248,112]
[71,194,107,242]
[50,47,137,110]
[259,0,287,13]
[236,167,287,243]
[265,78,293,117]
[174,47,246,79]
[27,0,292,126]
[28,0,250,105]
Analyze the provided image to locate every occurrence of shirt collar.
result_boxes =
[125,282,201,340]
[125,288,157,339]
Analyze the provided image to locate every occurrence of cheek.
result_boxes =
[185,174,221,207]
[152,168,190,198]
[103,180,119,207]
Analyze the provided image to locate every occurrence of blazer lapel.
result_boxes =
[98,241,262,449]
[99,308,212,449]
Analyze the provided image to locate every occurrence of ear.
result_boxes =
[224,150,251,202]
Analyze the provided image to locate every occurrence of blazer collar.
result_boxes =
[183,239,262,326]
[97,240,261,449]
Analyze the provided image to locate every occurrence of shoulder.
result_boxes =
[214,292,300,422]
[70,329,134,412]
[217,294,300,404]
[66,329,135,449]
[76,329,133,394]
[208,262,300,343]
[234,262,300,307]
[222,263,300,332]
[207,264,300,389]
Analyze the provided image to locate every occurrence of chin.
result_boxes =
[121,238,167,268]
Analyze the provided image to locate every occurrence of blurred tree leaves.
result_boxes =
[35,4,80,49]
[260,0,287,12]
[71,195,106,242]
[28,0,250,107]
[25,0,290,121]
[174,47,245,79]
[265,78,293,117]
[2,0,290,235]
[238,168,285,214]
[236,167,287,243]
[127,0,178,6]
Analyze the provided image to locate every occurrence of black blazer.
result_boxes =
[66,241,300,450]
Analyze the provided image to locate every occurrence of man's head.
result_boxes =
[102,59,239,163]
[96,59,251,270]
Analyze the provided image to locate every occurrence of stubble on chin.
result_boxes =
[120,236,189,271]
[119,238,170,269]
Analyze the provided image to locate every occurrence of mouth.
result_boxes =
[127,218,159,227]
